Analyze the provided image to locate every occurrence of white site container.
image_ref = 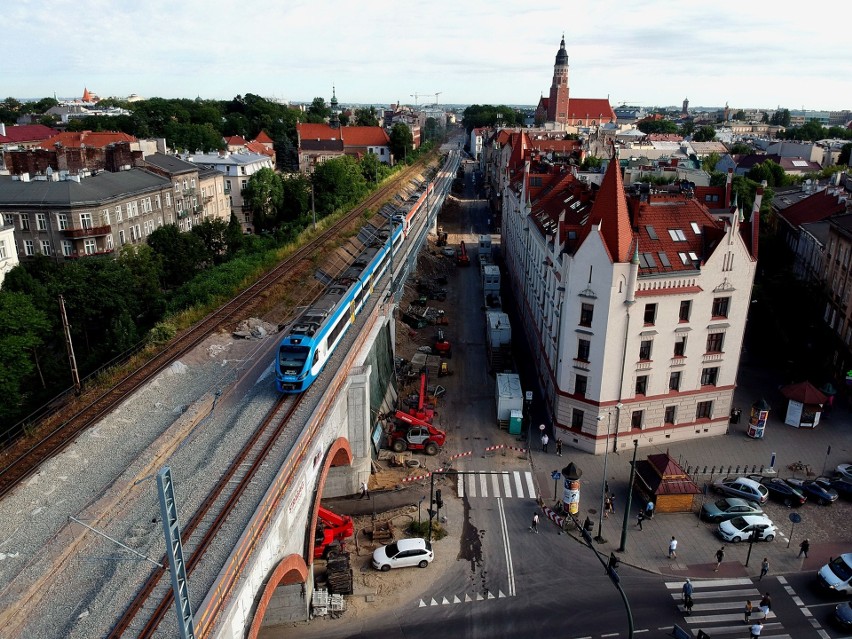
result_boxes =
[486,311,511,348]
[481,264,501,294]
[495,373,523,423]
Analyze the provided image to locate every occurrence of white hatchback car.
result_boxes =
[372,538,434,571]
[718,515,777,543]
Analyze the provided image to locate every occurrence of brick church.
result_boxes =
[535,36,616,129]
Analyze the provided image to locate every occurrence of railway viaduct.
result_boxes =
[189,151,459,638]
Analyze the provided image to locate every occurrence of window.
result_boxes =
[132,201,138,217]
[678,252,690,264]
[577,338,590,361]
[668,229,687,241]
[106,234,113,250]
[679,300,691,322]
[156,194,161,209]
[190,178,196,189]
[24,239,34,255]
[166,193,172,207]
[706,332,725,353]
[674,335,687,357]
[0,239,6,259]
[62,240,73,256]
[84,239,96,254]
[700,367,719,386]
[631,410,644,429]
[572,408,585,429]
[669,371,681,391]
[126,203,133,219]
[3,214,12,226]
[36,213,47,230]
[115,206,122,222]
[712,297,730,318]
[174,181,180,192]
[690,222,702,235]
[639,339,652,360]
[240,179,248,191]
[635,375,648,395]
[575,375,588,397]
[40,240,51,255]
[21,214,30,230]
[224,180,231,194]
[664,405,676,425]
[118,230,125,245]
[696,401,713,419]
[643,303,657,325]
[579,303,594,327]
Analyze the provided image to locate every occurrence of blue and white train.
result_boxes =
[274,181,433,393]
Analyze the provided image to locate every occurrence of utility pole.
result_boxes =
[59,295,81,395]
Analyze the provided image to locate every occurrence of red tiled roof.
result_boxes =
[581,158,634,262]
[342,126,390,147]
[781,381,827,405]
[245,141,274,157]
[254,130,273,143]
[297,122,341,141]
[224,135,248,146]
[39,130,136,149]
[1,124,59,144]
[777,190,847,227]
[566,98,616,122]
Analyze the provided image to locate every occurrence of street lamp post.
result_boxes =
[595,412,612,543]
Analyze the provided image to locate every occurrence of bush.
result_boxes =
[407,520,447,541]
[148,320,177,344]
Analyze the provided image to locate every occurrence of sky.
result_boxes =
[5,0,851,112]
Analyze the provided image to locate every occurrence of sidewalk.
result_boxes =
[529,361,852,580]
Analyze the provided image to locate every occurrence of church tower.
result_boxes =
[546,36,570,125]
[329,85,340,129]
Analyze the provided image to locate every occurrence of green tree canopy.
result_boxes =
[306,97,331,123]
[692,125,717,142]
[637,119,679,135]
[242,167,284,231]
[389,123,414,163]
[746,159,790,188]
[147,224,206,287]
[311,155,368,216]
[0,291,50,422]
[353,106,379,127]
[462,105,522,132]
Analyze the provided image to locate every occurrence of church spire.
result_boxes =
[546,35,570,127]
[329,85,340,129]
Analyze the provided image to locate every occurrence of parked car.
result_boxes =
[718,515,777,543]
[785,477,838,505]
[836,463,852,482]
[833,602,852,630]
[821,477,852,500]
[700,497,764,523]
[818,553,852,595]
[372,538,433,571]
[713,476,769,504]
[748,474,807,507]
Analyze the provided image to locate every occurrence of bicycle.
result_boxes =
[787,461,814,476]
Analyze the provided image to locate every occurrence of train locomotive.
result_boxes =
[274,182,433,393]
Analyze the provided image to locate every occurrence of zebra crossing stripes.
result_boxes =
[665,578,791,638]
[457,471,537,499]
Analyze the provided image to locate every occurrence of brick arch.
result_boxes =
[246,437,353,637]
[246,553,308,639]
[306,437,353,561]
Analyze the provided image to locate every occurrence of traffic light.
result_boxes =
[435,489,443,509]
[608,553,620,571]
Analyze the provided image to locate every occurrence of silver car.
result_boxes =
[712,476,769,504]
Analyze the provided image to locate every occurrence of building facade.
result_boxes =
[501,157,759,454]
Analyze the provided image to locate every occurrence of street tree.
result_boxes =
[242,167,284,231]
[389,123,414,164]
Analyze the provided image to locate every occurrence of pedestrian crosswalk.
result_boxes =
[666,577,792,638]
[457,471,537,499]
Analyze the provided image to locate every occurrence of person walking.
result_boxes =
[541,432,549,453]
[759,557,769,580]
[358,480,369,500]
[715,546,726,571]
[608,493,616,515]
[604,495,612,518]
[744,600,753,624]
[759,593,771,618]
[555,438,563,456]
[683,594,694,616]
[668,536,678,559]
[636,510,645,530]
[529,512,539,533]
[682,578,693,602]
[645,500,655,519]
[798,538,810,558]
[750,620,764,638]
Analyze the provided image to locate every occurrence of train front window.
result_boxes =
[279,345,310,371]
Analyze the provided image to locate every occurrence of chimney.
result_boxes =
[0,122,5,136]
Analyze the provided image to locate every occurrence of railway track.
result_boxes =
[108,394,301,637]
[0,158,433,500]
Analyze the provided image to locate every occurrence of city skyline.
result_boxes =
[5,0,851,112]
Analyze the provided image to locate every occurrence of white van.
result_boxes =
[818,553,852,595]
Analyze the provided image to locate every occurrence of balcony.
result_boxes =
[702,352,724,363]
[572,359,590,371]
[670,356,686,367]
[63,224,111,238]
[65,248,115,259]
[635,360,653,371]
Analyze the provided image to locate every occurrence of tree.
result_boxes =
[191,218,230,265]
[242,168,283,231]
[462,104,522,132]
[747,159,788,188]
[279,173,310,223]
[680,121,695,137]
[307,97,331,123]
[728,142,752,155]
[117,244,166,325]
[701,152,721,173]
[637,119,678,135]
[354,106,379,127]
[389,123,414,164]
[0,97,22,123]
[311,155,368,216]
[225,213,244,254]
[840,143,851,167]
[147,224,206,287]
[0,291,50,423]
[359,152,389,185]
[770,109,791,127]
[580,156,603,171]
[692,125,717,142]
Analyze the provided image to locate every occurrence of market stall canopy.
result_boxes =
[781,381,827,405]
[633,452,701,513]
